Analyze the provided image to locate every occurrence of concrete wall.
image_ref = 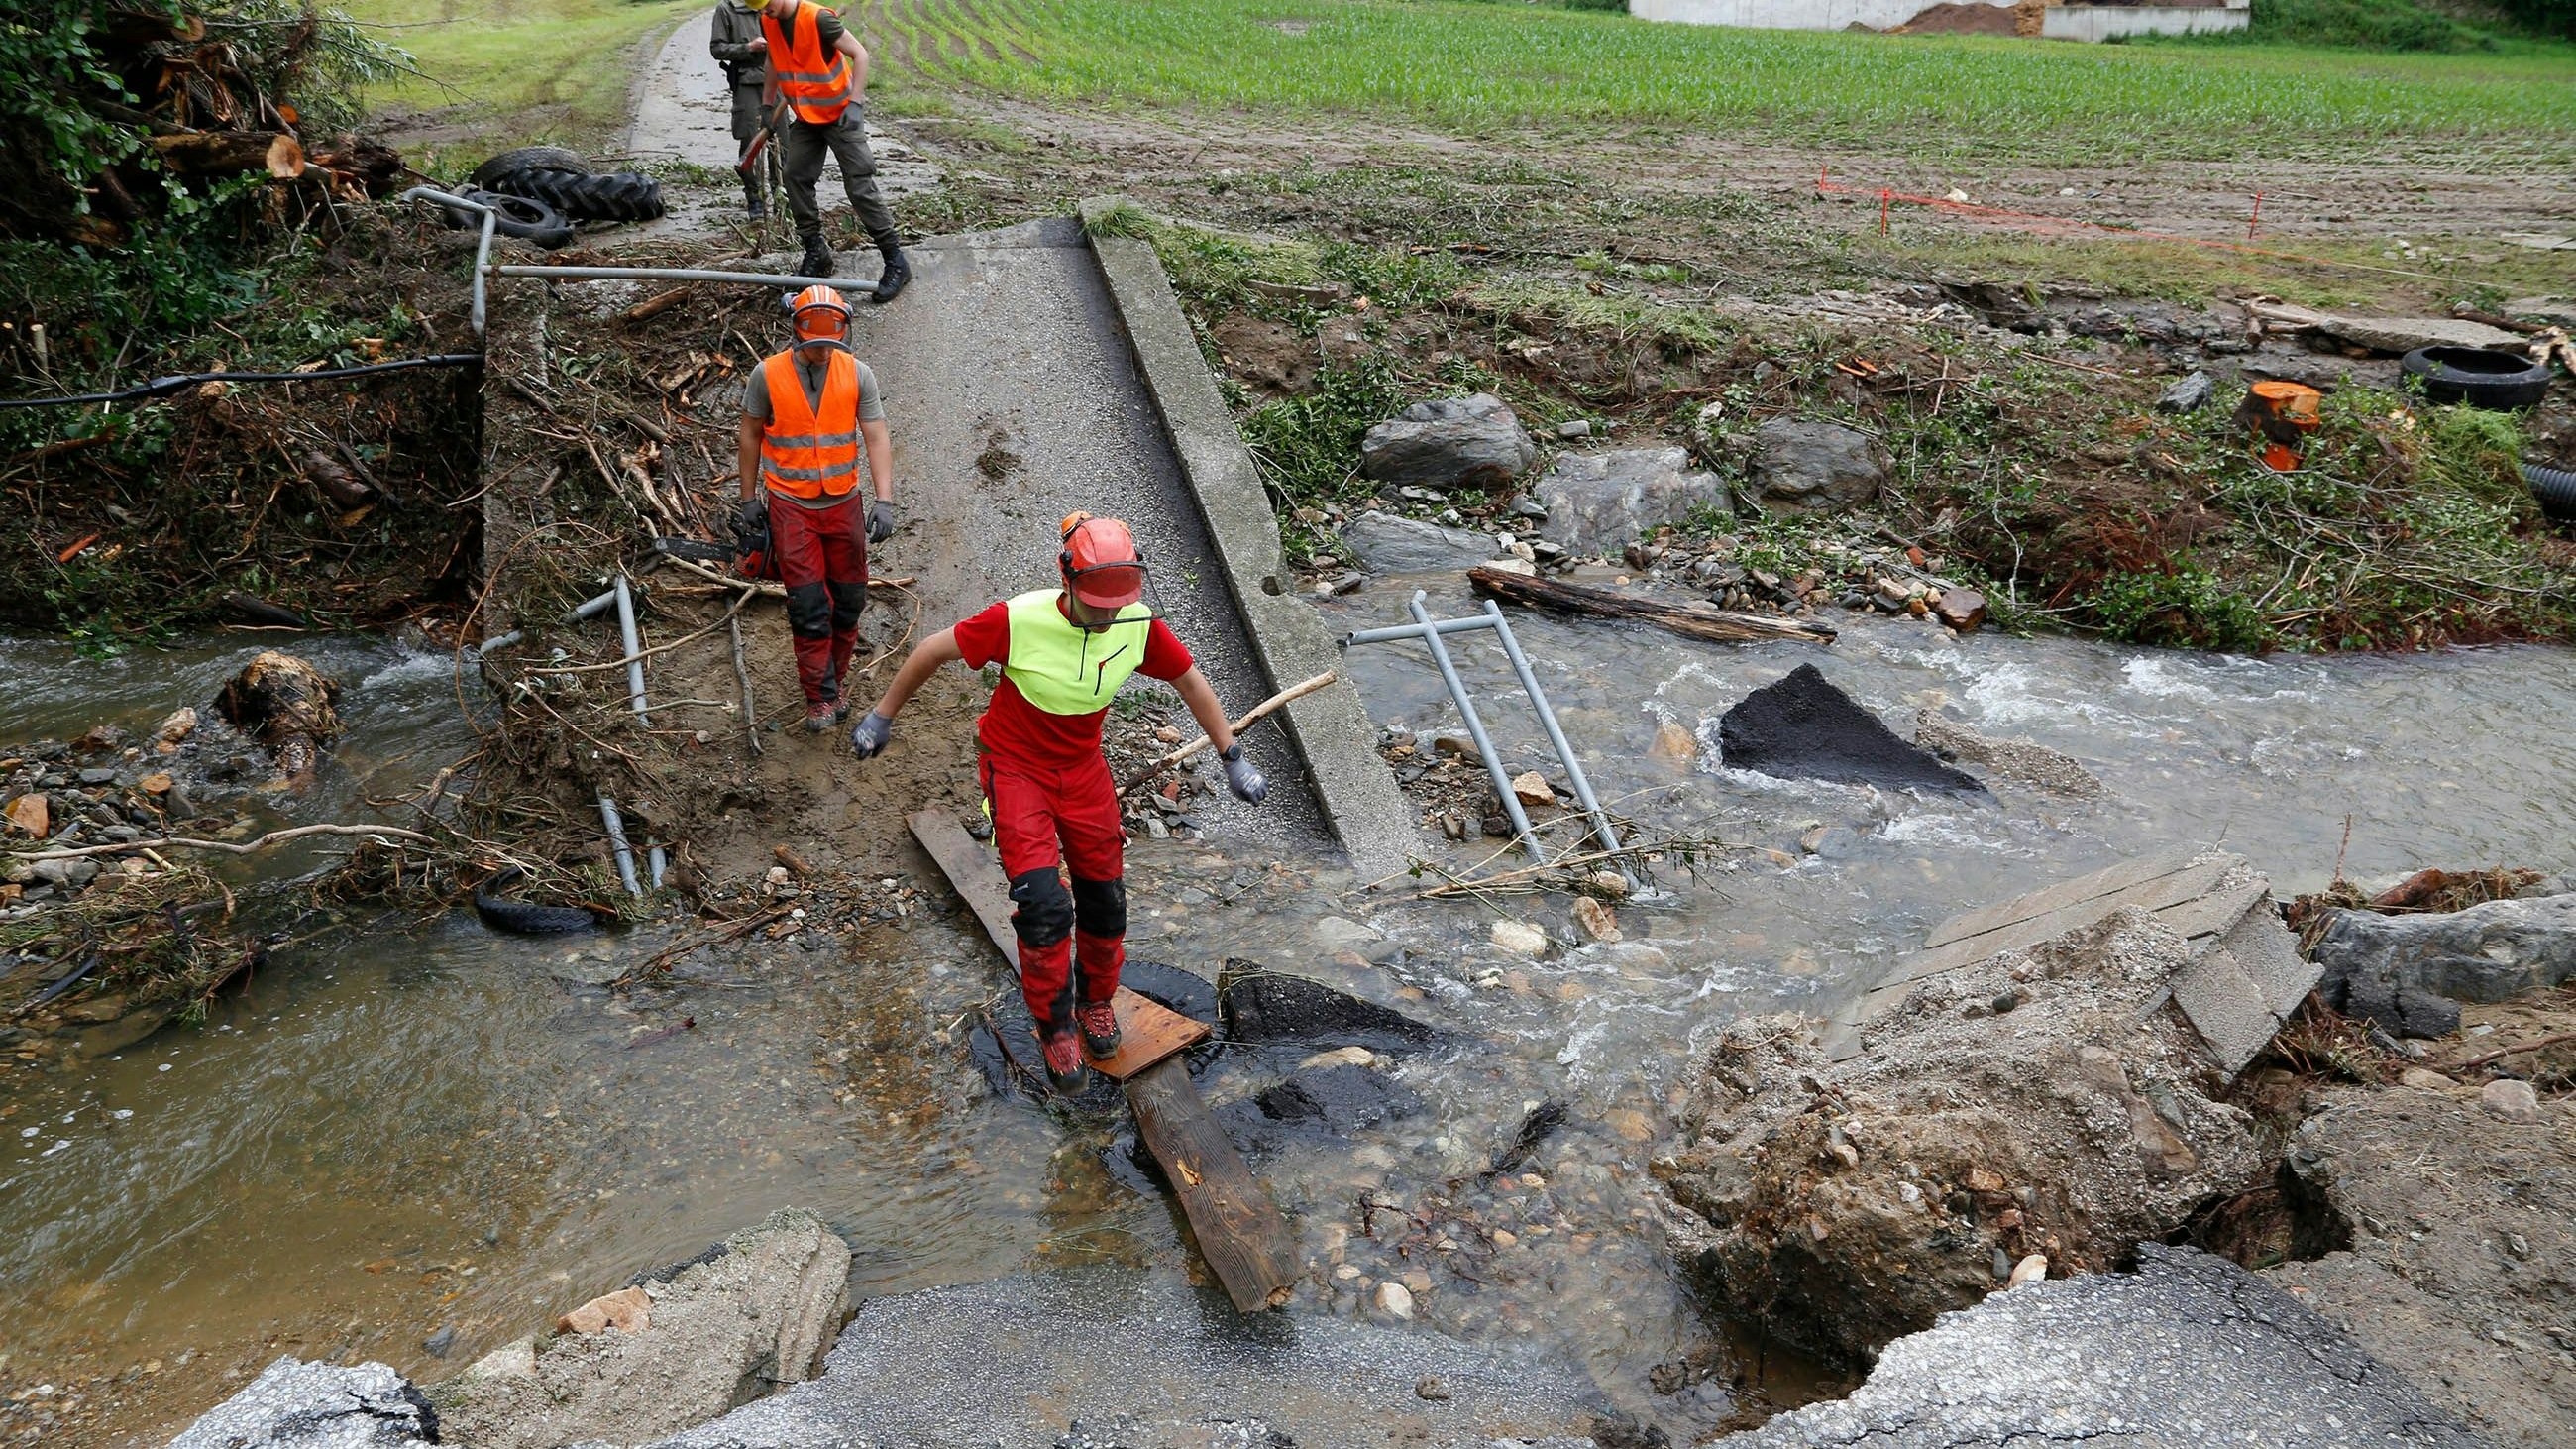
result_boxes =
[1630,0,2010,31]
[2042,2,2248,40]
[1630,0,2248,35]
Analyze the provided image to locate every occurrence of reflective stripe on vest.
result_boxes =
[1001,589,1153,715]
[760,3,851,125]
[757,350,861,501]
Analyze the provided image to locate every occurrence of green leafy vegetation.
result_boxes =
[876,0,2576,163]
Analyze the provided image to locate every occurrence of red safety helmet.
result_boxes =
[787,283,850,348]
[1059,512,1145,611]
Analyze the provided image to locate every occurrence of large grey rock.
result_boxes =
[644,1267,1607,1448]
[167,1358,434,1449]
[2314,893,2576,1040]
[1711,1245,2486,1448]
[1739,419,1888,515]
[1336,510,1496,574]
[1534,447,1725,555]
[424,1206,851,1449]
[1659,908,2264,1364]
[1357,393,1537,493]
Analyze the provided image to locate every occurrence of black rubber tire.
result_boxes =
[2400,346,2553,410]
[456,186,576,249]
[469,146,591,190]
[473,868,603,935]
[2526,462,2576,522]
[492,168,667,223]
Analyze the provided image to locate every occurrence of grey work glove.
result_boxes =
[1221,743,1267,804]
[867,498,896,544]
[850,710,894,758]
[736,494,768,538]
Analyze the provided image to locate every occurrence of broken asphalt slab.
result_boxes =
[1710,1244,2491,1448]
[1718,663,1986,794]
[638,1267,1610,1448]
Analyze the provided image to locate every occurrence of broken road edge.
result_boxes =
[1079,195,1419,882]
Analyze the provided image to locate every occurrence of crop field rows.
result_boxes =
[865,0,2576,163]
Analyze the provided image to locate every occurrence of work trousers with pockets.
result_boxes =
[982,753,1127,1035]
[780,107,897,246]
[765,493,867,706]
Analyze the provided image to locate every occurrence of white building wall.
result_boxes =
[1629,0,2012,32]
[2041,1,2250,40]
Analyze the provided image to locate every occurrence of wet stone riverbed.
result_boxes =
[9,598,2576,1445]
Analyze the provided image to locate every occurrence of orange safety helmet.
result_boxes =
[1058,512,1146,611]
[787,283,850,349]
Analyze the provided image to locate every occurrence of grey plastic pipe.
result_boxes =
[613,574,650,729]
[597,795,643,898]
[399,186,499,335]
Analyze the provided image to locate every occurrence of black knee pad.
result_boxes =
[1008,868,1072,947]
[1070,875,1127,939]
[784,582,831,639]
[826,579,867,632]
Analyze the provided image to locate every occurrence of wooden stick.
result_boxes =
[1116,671,1336,796]
[1466,566,1837,645]
[618,286,695,326]
[728,613,763,758]
[2446,1030,2576,1072]
[10,823,437,863]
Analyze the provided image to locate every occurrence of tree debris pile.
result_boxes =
[1651,908,2266,1365]
[3,0,410,247]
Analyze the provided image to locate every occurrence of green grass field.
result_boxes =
[870,0,2576,162]
[343,0,703,146]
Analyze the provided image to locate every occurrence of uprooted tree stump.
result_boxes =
[214,650,344,779]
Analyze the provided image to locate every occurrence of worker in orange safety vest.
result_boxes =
[736,283,896,730]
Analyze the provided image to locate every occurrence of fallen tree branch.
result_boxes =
[10,823,437,863]
[1116,671,1336,795]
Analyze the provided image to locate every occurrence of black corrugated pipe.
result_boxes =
[2528,463,2576,522]
[0,353,484,410]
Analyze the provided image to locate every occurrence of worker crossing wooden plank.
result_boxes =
[908,806,1294,1310]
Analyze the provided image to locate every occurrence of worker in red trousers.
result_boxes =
[736,282,895,730]
[851,514,1268,1091]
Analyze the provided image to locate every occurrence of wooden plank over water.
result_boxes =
[907,809,1210,1079]
[906,808,1297,1312]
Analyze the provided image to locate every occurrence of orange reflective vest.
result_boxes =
[757,350,862,502]
[760,2,851,125]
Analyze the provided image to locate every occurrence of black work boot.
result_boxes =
[740,172,766,221]
[870,232,911,303]
[797,238,834,279]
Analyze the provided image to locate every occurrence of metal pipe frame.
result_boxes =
[476,585,621,655]
[1344,614,1499,647]
[597,795,644,899]
[1480,601,1635,889]
[490,263,848,291]
[399,187,498,335]
[1401,591,1544,865]
[612,574,651,729]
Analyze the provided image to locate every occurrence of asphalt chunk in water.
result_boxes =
[1718,663,1987,795]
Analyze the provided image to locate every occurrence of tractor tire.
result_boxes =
[454,187,576,250]
[2400,346,2553,410]
[492,168,668,223]
[469,146,591,190]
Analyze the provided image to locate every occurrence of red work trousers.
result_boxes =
[980,752,1127,1032]
[767,493,868,706]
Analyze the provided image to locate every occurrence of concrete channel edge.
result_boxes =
[1078,197,1420,881]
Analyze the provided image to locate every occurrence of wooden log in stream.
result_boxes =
[907,809,1297,1313]
[1466,565,1838,645]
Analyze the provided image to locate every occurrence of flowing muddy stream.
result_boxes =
[7,602,2576,1445]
